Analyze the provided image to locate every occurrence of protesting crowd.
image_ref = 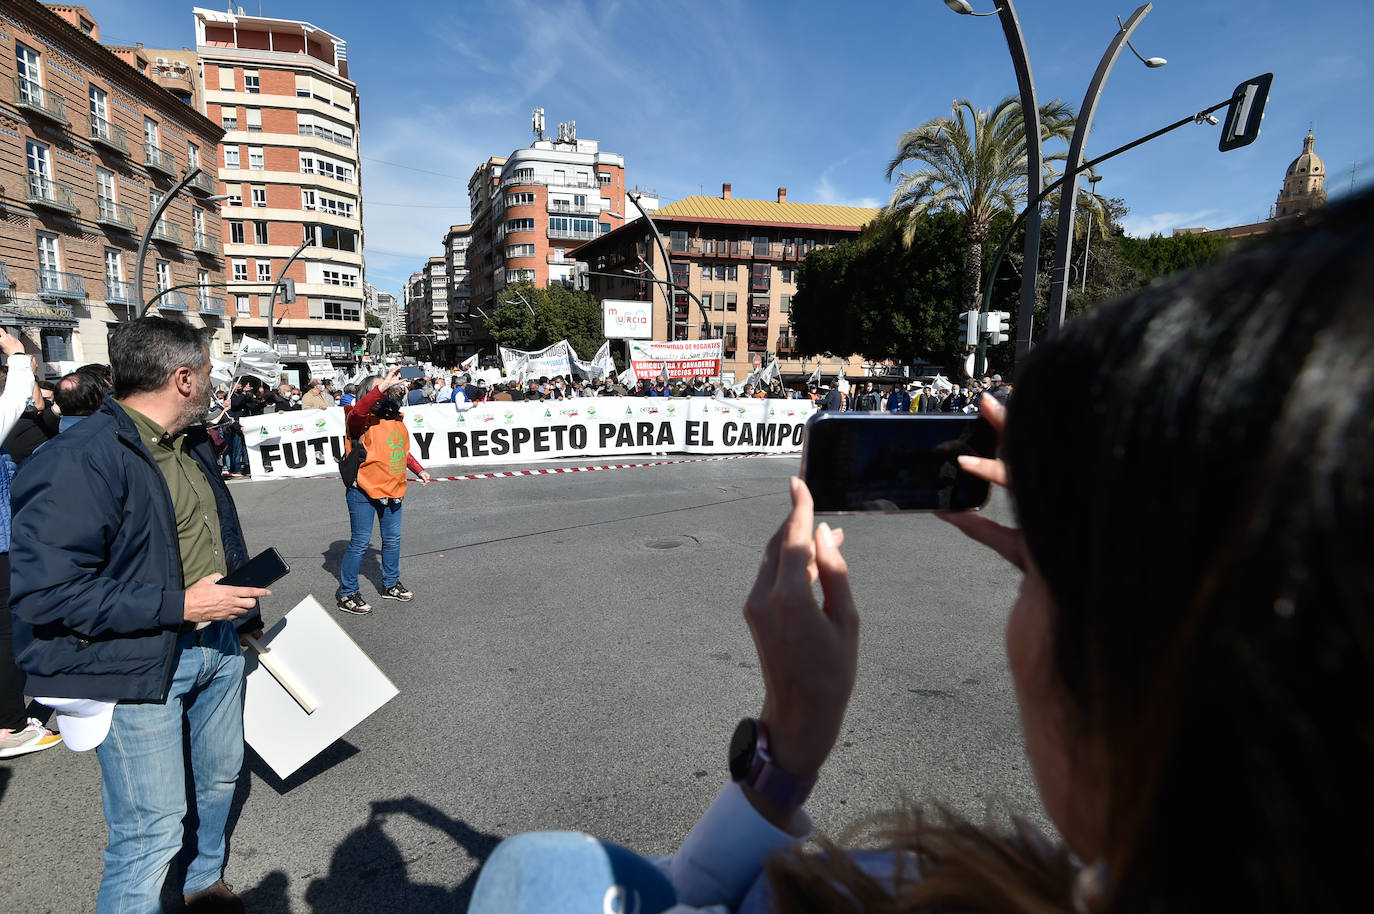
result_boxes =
[2,195,1371,914]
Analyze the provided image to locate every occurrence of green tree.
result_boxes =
[885,96,1076,315]
[484,282,613,365]
[1119,231,1235,279]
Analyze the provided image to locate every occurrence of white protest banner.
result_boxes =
[572,341,614,380]
[306,358,334,377]
[235,336,281,386]
[244,398,815,479]
[499,340,576,381]
[628,339,723,380]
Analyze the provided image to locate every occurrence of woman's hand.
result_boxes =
[381,366,403,388]
[937,395,1025,568]
[418,471,432,486]
[744,477,859,784]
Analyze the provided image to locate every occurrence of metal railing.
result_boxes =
[36,269,87,299]
[157,290,189,311]
[105,279,134,304]
[547,228,599,241]
[197,295,225,315]
[96,197,136,232]
[502,173,596,189]
[187,171,217,196]
[14,77,69,125]
[26,174,79,214]
[150,220,182,245]
[192,232,222,256]
[144,143,177,176]
[297,124,353,147]
[89,114,130,154]
[549,201,602,216]
[0,262,10,293]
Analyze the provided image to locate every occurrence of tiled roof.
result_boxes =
[651,195,880,229]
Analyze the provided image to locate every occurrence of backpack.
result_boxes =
[338,434,366,489]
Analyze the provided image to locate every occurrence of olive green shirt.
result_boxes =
[120,404,227,621]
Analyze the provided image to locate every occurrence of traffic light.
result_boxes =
[280,277,296,303]
[957,310,978,347]
[573,261,589,292]
[981,310,1010,345]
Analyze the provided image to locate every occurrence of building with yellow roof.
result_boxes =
[578,183,881,382]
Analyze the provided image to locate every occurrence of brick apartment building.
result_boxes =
[465,123,628,317]
[0,0,226,367]
[193,6,365,369]
[578,184,878,381]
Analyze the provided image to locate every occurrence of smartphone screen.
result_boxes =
[218,548,291,589]
[801,413,997,513]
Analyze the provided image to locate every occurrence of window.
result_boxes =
[198,270,210,308]
[41,330,71,362]
[226,191,242,207]
[244,69,259,93]
[506,243,535,258]
[752,235,770,248]
[192,206,206,238]
[597,172,612,186]
[323,299,360,321]
[96,167,116,206]
[302,225,318,246]
[781,268,793,283]
[36,232,61,278]
[780,294,792,313]
[251,186,267,208]
[253,221,269,245]
[600,222,611,234]
[223,145,240,168]
[89,84,108,125]
[505,192,535,207]
[506,269,536,284]
[221,110,238,131]
[245,108,262,131]
[671,261,690,287]
[187,143,200,171]
[228,220,245,244]
[256,261,272,282]
[236,294,251,316]
[141,118,158,152]
[505,218,535,233]
[322,269,358,287]
[104,249,124,284]
[726,292,738,312]
[548,217,596,236]
[714,265,726,281]
[218,66,235,90]
[670,230,688,252]
[510,167,534,183]
[301,189,316,210]
[318,226,357,252]
[701,293,715,311]
[751,263,771,291]
[232,259,247,281]
[315,193,354,218]
[248,147,264,170]
[727,265,738,282]
[155,260,171,293]
[15,43,42,101]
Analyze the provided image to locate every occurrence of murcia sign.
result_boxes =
[602,299,652,340]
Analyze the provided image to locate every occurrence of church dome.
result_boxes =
[1286,132,1324,177]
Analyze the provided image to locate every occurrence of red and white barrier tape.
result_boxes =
[227,452,792,483]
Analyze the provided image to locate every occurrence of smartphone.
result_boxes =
[218,548,291,589]
[800,413,997,513]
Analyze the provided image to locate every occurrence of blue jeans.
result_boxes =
[338,486,402,598]
[94,622,245,913]
[227,426,249,475]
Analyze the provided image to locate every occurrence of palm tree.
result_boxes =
[885,96,1076,314]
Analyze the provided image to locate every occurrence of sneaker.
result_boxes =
[336,592,372,615]
[184,880,245,913]
[380,582,413,602]
[0,717,63,758]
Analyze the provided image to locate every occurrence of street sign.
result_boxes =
[1219,73,1273,152]
[602,299,652,339]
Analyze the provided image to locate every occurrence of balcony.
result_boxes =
[197,295,225,315]
[192,232,222,256]
[26,174,79,215]
[751,242,781,260]
[156,289,189,311]
[0,262,10,294]
[297,124,353,147]
[95,197,137,233]
[776,336,796,356]
[187,171,218,196]
[549,201,601,217]
[14,77,69,126]
[748,304,770,323]
[35,269,87,300]
[548,227,599,242]
[502,174,595,189]
[144,143,177,177]
[89,114,130,155]
[150,220,182,245]
[105,279,135,305]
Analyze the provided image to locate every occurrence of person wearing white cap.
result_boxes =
[9,318,271,914]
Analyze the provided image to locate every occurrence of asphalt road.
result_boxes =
[0,455,1044,912]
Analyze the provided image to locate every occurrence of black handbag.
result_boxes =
[337,436,365,488]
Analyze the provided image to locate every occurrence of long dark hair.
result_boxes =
[767,191,1374,913]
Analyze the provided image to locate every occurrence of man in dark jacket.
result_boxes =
[9,318,271,914]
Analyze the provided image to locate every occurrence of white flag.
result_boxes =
[807,363,822,386]
[235,336,281,385]
[461,352,479,371]
[617,366,636,387]
[210,357,236,388]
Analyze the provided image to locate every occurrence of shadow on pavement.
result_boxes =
[302,796,503,912]
[323,539,385,595]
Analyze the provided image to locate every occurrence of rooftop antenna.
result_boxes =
[532,107,545,142]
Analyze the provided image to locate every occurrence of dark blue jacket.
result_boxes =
[9,396,258,702]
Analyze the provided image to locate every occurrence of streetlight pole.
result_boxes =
[135,166,202,315]
[1081,171,1102,293]
[266,238,310,349]
[1046,3,1157,337]
[627,192,678,341]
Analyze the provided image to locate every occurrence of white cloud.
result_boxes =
[812,174,881,210]
[1120,209,1226,238]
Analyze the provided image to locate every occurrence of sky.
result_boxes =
[85,0,1374,297]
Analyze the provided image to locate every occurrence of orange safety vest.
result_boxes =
[346,415,411,500]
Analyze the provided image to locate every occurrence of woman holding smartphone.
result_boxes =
[470,193,1374,912]
[335,366,431,615]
